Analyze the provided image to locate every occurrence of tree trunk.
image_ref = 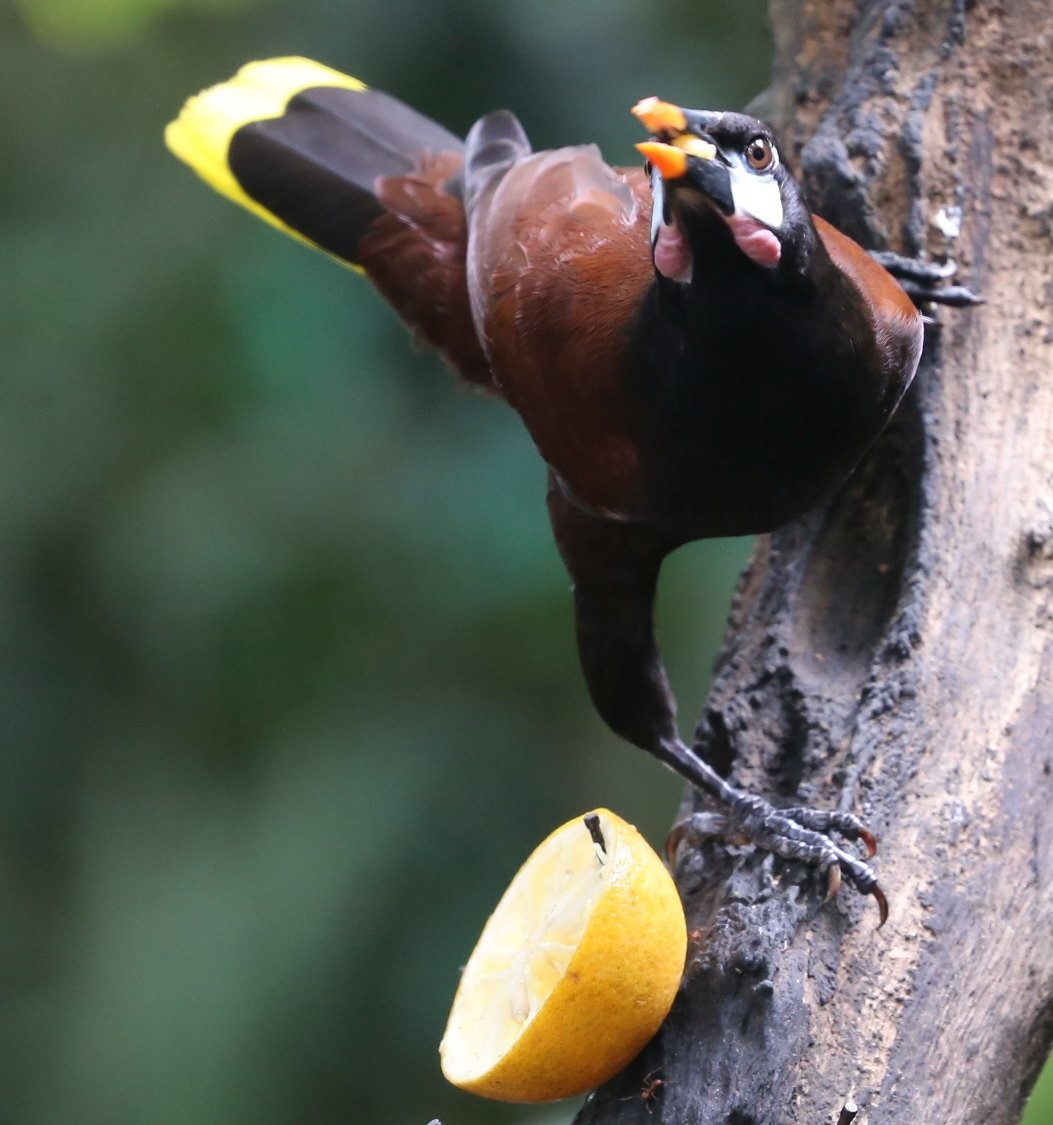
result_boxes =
[576,0,1053,1121]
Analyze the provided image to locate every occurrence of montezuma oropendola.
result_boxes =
[166,58,947,922]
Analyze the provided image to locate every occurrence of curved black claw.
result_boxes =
[665,811,729,863]
[870,884,889,928]
[824,863,841,903]
[829,843,888,928]
[870,250,983,308]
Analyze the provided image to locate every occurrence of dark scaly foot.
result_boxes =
[658,740,888,925]
[776,805,877,858]
[869,250,982,308]
[667,809,887,924]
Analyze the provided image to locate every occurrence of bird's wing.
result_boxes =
[465,133,656,517]
[359,152,494,389]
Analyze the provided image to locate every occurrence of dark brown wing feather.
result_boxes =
[468,148,654,517]
[358,152,493,389]
[361,138,657,517]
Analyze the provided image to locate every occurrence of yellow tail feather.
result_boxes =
[164,57,368,259]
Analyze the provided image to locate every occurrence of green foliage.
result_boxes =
[1023,1055,1053,1125]
[16,0,259,51]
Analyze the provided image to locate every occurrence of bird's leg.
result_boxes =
[869,250,982,308]
[546,475,683,753]
[547,477,886,921]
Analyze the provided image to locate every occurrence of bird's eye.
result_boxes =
[745,136,775,171]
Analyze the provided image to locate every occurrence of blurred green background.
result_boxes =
[1,0,1049,1122]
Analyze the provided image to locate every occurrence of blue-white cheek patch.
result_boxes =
[729,170,783,230]
[649,166,666,246]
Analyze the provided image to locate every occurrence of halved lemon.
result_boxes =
[439,808,686,1103]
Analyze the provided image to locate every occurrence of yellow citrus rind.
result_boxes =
[440,808,686,1103]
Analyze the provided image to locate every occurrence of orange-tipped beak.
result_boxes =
[636,141,689,180]
[631,96,688,135]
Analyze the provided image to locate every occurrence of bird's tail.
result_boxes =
[164,57,465,269]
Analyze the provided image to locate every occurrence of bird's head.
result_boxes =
[632,98,814,285]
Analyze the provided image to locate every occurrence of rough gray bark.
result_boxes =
[576,0,1053,1121]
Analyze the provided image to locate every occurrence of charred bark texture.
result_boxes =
[576,0,1053,1121]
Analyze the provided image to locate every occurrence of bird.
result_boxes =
[166,58,931,922]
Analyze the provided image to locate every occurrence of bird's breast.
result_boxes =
[620,286,903,536]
